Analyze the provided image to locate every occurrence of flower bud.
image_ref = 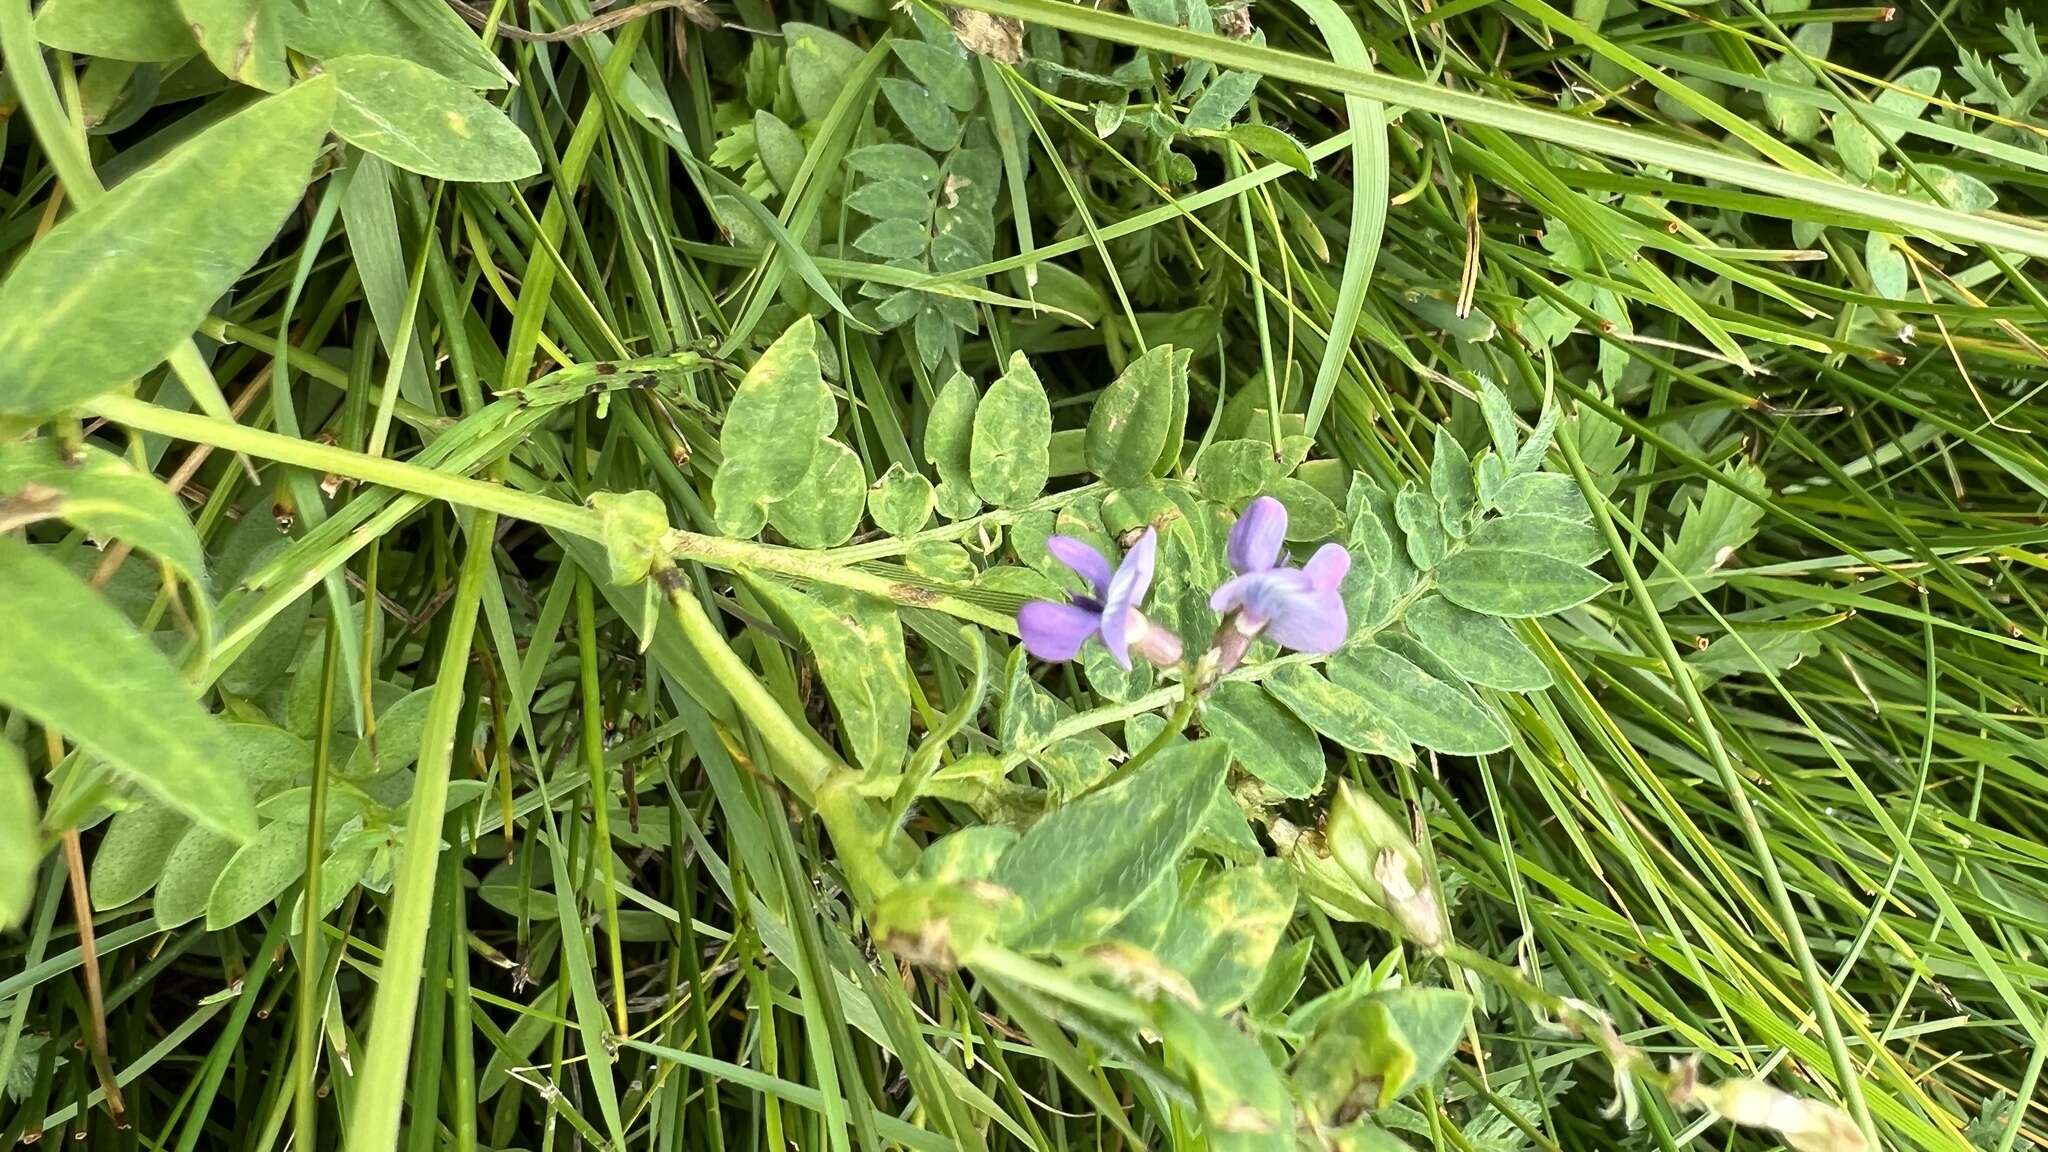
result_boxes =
[1681,1079,1867,1152]
[1324,782,1448,952]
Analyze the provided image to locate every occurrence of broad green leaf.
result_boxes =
[1394,483,1447,569]
[179,0,289,90]
[1494,471,1591,520]
[891,39,978,111]
[992,739,1227,950]
[999,649,1067,753]
[152,828,239,929]
[855,218,931,260]
[1153,859,1297,1011]
[847,179,934,221]
[1328,645,1507,755]
[1268,477,1343,542]
[1469,513,1606,565]
[0,741,37,930]
[0,538,253,839]
[1833,65,1941,182]
[90,803,188,909]
[868,463,935,536]
[714,318,835,537]
[344,687,433,778]
[0,440,206,598]
[1866,231,1908,300]
[1083,642,1154,703]
[1194,439,1285,504]
[0,78,335,418]
[752,582,910,776]
[753,110,805,193]
[1429,428,1477,536]
[1479,382,1518,459]
[1229,123,1312,176]
[1342,475,1413,634]
[38,0,191,61]
[882,77,965,151]
[1436,548,1607,618]
[1294,987,1470,1123]
[1262,666,1411,761]
[1203,680,1323,797]
[846,143,941,188]
[917,826,1018,884]
[1920,165,1997,213]
[1762,23,1831,142]
[325,55,540,181]
[1155,348,1192,474]
[280,0,509,88]
[924,369,980,516]
[767,438,865,548]
[1087,346,1176,488]
[1404,596,1550,692]
[1185,66,1261,131]
[970,352,1051,508]
[784,23,865,121]
[206,816,307,928]
[1153,999,1294,1152]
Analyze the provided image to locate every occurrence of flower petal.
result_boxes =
[1044,535,1113,597]
[1302,542,1352,592]
[1099,529,1158,668]
[1017,601,1101,662]
[1260,587,1349,654]
[1209,572,1259,616]
[1227,496,1288,574]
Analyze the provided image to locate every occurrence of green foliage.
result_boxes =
[325,55,539,180]
[0,78,334,418]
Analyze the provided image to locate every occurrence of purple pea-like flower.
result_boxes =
[1209,496,1350,667]
[1018,529,1185,669]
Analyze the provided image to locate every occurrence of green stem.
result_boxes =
[343,510,498,1152]
[576,572,631,1035]
[89,395,604,538]
[294,616,342,1149]
[1080,682,1200,798]
[655,564,839,801]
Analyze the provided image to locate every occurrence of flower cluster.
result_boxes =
[1018,496,1349,673]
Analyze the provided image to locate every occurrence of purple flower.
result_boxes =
[1209,496,1350,662]
[1018,529,1184,669]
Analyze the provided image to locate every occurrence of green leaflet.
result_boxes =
[0,440,208,610]
[1229,123,1313,176]
[869,463,936,536]
[0,740,37,929]
[925,369,982,519]
[206,816,309,929]
[1429,428,1479,536]
[344,687,433,778]
[90,803,189,910]
[1394,483,1447,569]
[846,143,942,187]
[784,23,866,121]
[1153,998,1294,1152]
[1203,680,1324,798]
[590,489,671,587]
[1436,547,1607,618]
[970,352,1051,508]
[1087,346,1177,488]
[1469,513,1607,565]
[0,538,254,840]
[1328,644,1509,756]
[179,0,290,90]
[847,179,935,222]
[751,581,910,777]
[1269,476,1344,542]
[279,0,509,88]
[0,78,335,418]
[1341,475,1413,635]
[882,77,965,151]
[767,438,866,548]
[1292,987,1471,1124]
[1404,596,1551,692]
[152,829,240,929]
[891,39,978,111]
[1153,859,1298,1011]
[325,55,540,181]
[1262,665,1411,762]
[713,318,836,537]
[37,0,191,61]
[992,739,1227,951]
